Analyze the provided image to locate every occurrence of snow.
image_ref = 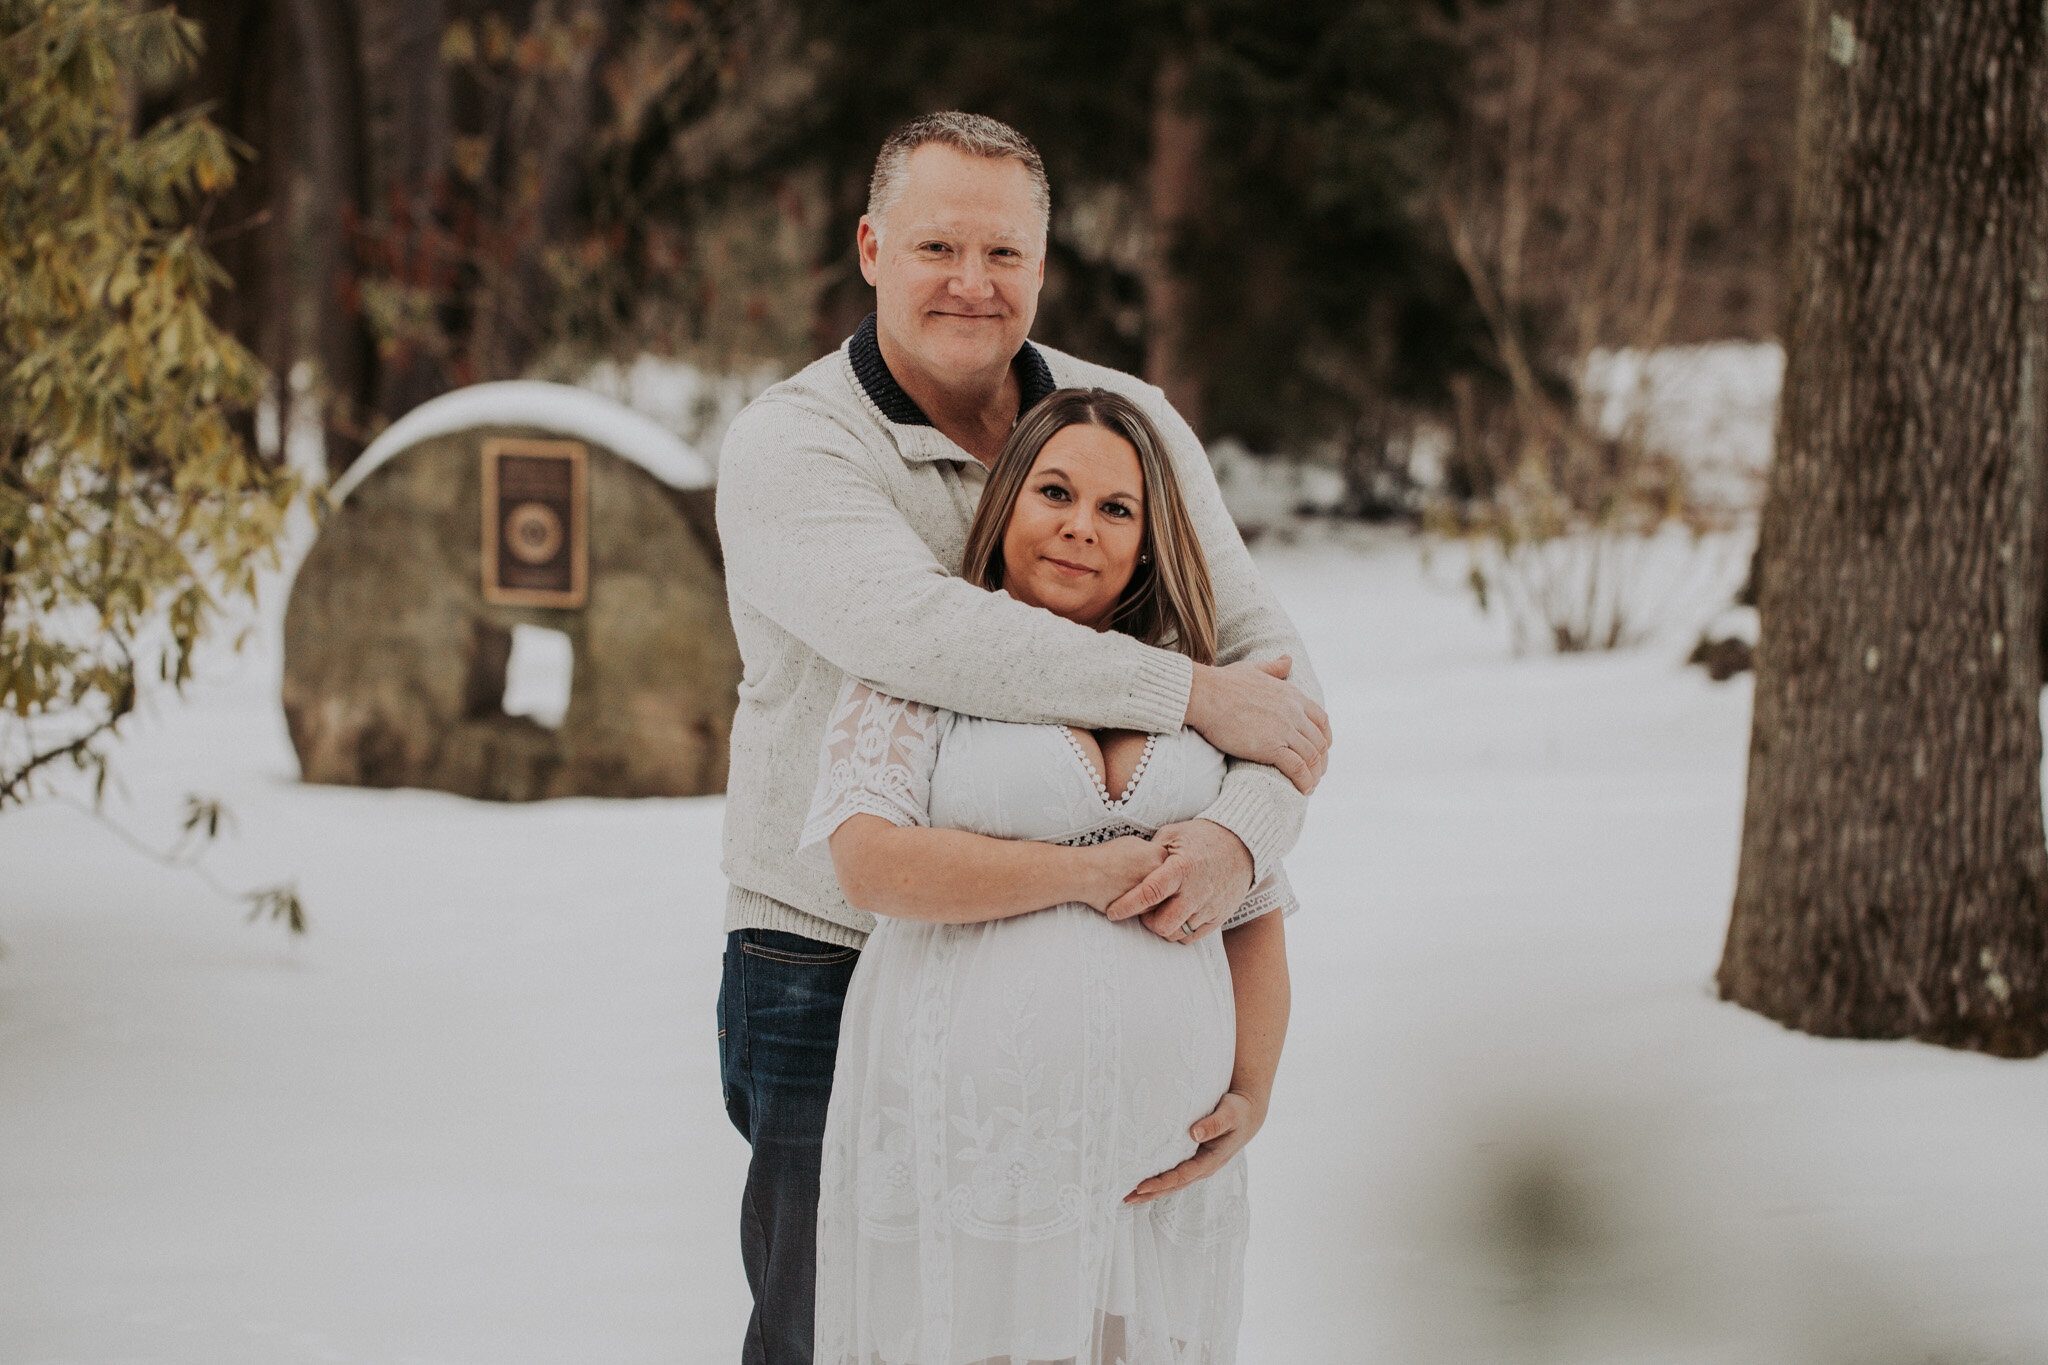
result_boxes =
[1209,439,1347,530]
[501,625,574,729]
[1581,343,1783,512]
[328,381,712,505]
[577,356,782,479]
[5,520,2047,1364]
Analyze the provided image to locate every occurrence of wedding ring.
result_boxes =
[1179,920,1196,937]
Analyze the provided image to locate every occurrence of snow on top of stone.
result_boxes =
[328,381,712,503]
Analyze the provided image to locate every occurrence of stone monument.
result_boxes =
[282,382,740,800]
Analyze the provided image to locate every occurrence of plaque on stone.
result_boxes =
[482,438,587,608]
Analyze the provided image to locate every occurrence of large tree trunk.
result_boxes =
[1719,2,2048,1056]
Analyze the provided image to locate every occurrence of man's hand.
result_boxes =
[1125,1089,1266,1204]
[1183,656,1331,795]
[1103,819,1252,943]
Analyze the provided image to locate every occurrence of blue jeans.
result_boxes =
[718,928,860,1365]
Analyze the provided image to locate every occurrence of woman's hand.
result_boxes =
[1077,834,1171,914]
[1123,1089,1267,1204]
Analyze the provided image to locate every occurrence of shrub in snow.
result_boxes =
[1422,347,1773,655]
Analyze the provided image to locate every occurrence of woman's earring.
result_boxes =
[1139,553,1151,564]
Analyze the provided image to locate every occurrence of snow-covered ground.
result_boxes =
[4,523,2046,1365]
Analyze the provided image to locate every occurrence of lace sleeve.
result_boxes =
[797,676,946,862]
[1220,865,1300,931]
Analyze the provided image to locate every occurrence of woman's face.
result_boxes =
[1000,422,1146,630]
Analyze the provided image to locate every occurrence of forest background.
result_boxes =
[159,0,1797,507]
[0,0,1823,991]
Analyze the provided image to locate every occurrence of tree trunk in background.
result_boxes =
[143,0,292,452]
[1719,2,2048,1056]
[284,0,374,475]
[506,0,607,345]
[356,0,450,422]
[1142,51,1204,438]
[456,0,612,383]
[156,0,381,475]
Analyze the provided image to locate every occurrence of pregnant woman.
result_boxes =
[800,388,1294,1365]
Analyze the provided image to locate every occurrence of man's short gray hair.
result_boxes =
[866,112,1050,237]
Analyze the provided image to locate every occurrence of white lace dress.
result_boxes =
[799,678,1295,1365]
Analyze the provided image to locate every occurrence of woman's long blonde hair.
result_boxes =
[960,388,1217,665]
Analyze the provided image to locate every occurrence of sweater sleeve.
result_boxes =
[716,399,1193,734]
[1124,383,1323,881]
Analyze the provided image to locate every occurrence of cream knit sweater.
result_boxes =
[715,317,1320,947]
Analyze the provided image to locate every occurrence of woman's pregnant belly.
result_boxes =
[855,901,1237,1201]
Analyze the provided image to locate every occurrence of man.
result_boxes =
[714,112,1330,1364]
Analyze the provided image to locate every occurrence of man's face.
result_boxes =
[858,143,1047,393]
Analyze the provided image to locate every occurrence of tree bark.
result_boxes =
[1142,50,1205,438]
[1719,1,2048,1056]
[508,0,606,346]
[285,0,375,475]
[458,0,612,383]
[358,0,451,421]
[143,0,291,452]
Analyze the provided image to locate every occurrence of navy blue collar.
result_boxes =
[848,313,1058,429]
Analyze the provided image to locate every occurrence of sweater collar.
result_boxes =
[848,312,1058,434]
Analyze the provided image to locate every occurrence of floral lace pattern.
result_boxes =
[809,678,1279,1365]
[798,681,948,855]
[947,979,1088,1241]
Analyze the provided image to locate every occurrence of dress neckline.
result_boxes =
[1058,727,1159,809]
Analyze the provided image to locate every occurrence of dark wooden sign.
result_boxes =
[482,438,587,608]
